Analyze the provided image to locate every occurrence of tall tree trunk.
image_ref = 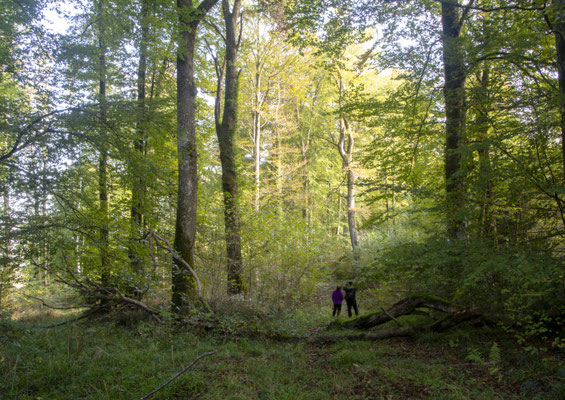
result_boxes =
[97,0,109,285]
[216,0,243,295]
[173,0,219,313]
[339,117,358,249]
[441,0,468,240]
[1,179,10,308]
[275,84,284,221]
[552,0,565,183]
[129,0,150,289]
[337,75,359,250]
[252,67,262,212]
[475,68,497,242]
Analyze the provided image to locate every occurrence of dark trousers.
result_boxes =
[332,303,342,317]
[346,299,358,317]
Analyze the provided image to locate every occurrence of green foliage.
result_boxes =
[2,316,563,399]
[357,225,565,343]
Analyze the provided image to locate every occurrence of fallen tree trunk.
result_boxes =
[328,294,473,330]
[315,308,482,343]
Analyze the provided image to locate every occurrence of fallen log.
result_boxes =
[315,308,481,343]
[328,294,469,330]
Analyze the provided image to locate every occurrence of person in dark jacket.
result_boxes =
[344,280,359,317]
[331,286,344,317]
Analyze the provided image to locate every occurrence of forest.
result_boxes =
[1,0,564,398]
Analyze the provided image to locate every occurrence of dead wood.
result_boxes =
[314,308,482,343]
[328,294,466,330]
[138,350,218,400]
[146,230,214,315]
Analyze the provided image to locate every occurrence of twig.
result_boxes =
[22,294,88,311]
[381,306,403,327]
[138,350,218,400]
[113,288,162,324]
[44,307,102,329]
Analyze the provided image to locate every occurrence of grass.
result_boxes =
[1,307,564,400]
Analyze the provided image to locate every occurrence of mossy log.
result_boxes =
[328,294,468,330]
[313,308,482,343]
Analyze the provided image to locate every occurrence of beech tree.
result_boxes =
[213,0,244,295]
[173,0,220,312]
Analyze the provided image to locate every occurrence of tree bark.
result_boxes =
[97,0,109,286]
[252,53,264,211]
[552,0,565,184]
[173,0,219,313]
[315,308,481,343]
[442,0,468,240]
[337,74,359,250]
[129,0,150,286]
[329,295,462,330]
[0,178,10,308]
[215,0,244,295]
[475,68,497,242]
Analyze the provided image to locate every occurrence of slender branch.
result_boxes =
[380,306,403,327]
[432,0,546,12]
[44,307,102,329]
[113,288,162,324]
[138,350,218,400]
[147,230,212,313]
[22,294,88,311]
[203,19,227,43]
[456,0,475,33]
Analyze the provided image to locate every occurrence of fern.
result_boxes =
[489,342,501,364]
[465,347,483,364]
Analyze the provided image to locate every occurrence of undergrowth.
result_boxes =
[1,306,563,400]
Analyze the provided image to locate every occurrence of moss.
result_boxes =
[411,293,453,305]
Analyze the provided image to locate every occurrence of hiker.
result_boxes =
[332,286,344,317]
[344,280,359,317]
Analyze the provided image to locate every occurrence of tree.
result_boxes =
[441,0,471,240]
[214,0,244,295]
[173,0,220,313]
[335,68,359,250]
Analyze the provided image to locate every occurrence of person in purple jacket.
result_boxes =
[332,286,344,317]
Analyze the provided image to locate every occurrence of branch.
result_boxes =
[44,307,102,329]
[198,0,220,16]
[381,306,403,327]
[456,0,475,34]
[22,293,88,311]
[203,18,226,43]
[147,230,212,313]
[138,350,218,400]
[432,0,546,12]
[114,288,162,324]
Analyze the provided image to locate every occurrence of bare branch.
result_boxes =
[113,288,162,324]
[432,0,546,12]
[147,230,212,313]
[22,293,88,311]
[138,350,218,400]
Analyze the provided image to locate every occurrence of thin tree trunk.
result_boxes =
[275,84,283,220]
[442,0,468,240]
[1,180,10,308]
[97,0,109,285]
[552,0,565,183]
[216,0,243,295]
[337,190,342,236]
[337,75,358,249]
[252,68,262,212]
[173,0,220,313]
[475,68,496,242]
[129,0,150,288]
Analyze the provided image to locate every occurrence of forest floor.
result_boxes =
[1,302,564,400]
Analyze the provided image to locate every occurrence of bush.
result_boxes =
[359,231,565,344]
